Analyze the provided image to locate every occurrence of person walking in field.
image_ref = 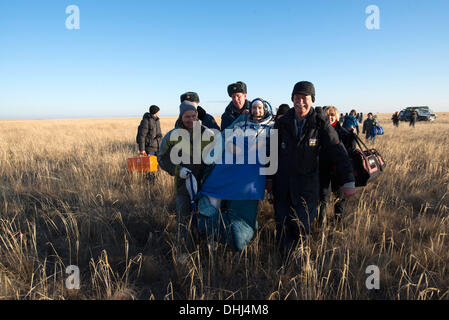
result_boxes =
[271,81,356,256]
[362,112,377,144]
[220,81,251,130]
[136,105,162,156]
[342,109,360,134]
[136,105,162,182]
[392,112,400,127]
[410,109,418,127]
[158,101,215,254]
[317,106,357,226]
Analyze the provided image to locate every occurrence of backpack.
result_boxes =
[351,134,386,187]
[376,125,384,135]
[343,115,358,130]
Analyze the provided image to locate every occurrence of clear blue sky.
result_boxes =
[1,0,448,119]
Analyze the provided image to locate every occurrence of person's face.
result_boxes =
[181,110,198,130]
[232,92,247,110]
[293,94,313,119]
[368,114,373,119]
[154,111,160,118]
[251,102,264,119]
[327,112,337,124]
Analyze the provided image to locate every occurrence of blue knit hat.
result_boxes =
[179,100,197,117]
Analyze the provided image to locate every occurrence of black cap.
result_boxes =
[291,81,315,102]
[276,104,290,117]
[227,81,247,97]
[180,92,200,103]
[149,105,160,115]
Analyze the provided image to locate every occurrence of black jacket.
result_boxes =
[273,108,354,205]
[220,100,251,131]
[319,121,357,190]
[136,113,162,153]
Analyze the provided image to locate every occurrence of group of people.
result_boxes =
[391,110,418,127]
[136,81,363,259]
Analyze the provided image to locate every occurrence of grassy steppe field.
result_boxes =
[1,113,448,300]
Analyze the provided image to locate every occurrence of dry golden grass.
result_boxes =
[1,113,448,300]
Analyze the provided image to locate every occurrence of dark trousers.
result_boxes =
[274,192,317,252]
[318,185,346,224]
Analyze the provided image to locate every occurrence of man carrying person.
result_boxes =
[158,101,215,255]
[271,81,356,256]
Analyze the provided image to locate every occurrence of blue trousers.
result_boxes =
[366,133,376,143]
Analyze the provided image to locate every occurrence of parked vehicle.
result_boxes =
[399,106,436,122]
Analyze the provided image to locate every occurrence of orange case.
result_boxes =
[127,155,158,173]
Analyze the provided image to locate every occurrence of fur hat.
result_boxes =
[227,81,247,97]
[180,92,200,103]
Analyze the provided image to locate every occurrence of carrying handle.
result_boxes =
[354,134,385,172]
[354,133,370,152]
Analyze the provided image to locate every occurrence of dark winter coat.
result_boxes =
[220,100,251,131]
[136,113,162,154]
[272,108,355,205]
[362,118,377,136]
[202,113,220,131]
[319,121,357,191]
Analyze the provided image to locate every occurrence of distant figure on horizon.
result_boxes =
[392,112,400,127]
[410,109,418,127]
[363,112,377,144]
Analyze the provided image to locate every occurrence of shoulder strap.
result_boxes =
[354,134,370,152]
